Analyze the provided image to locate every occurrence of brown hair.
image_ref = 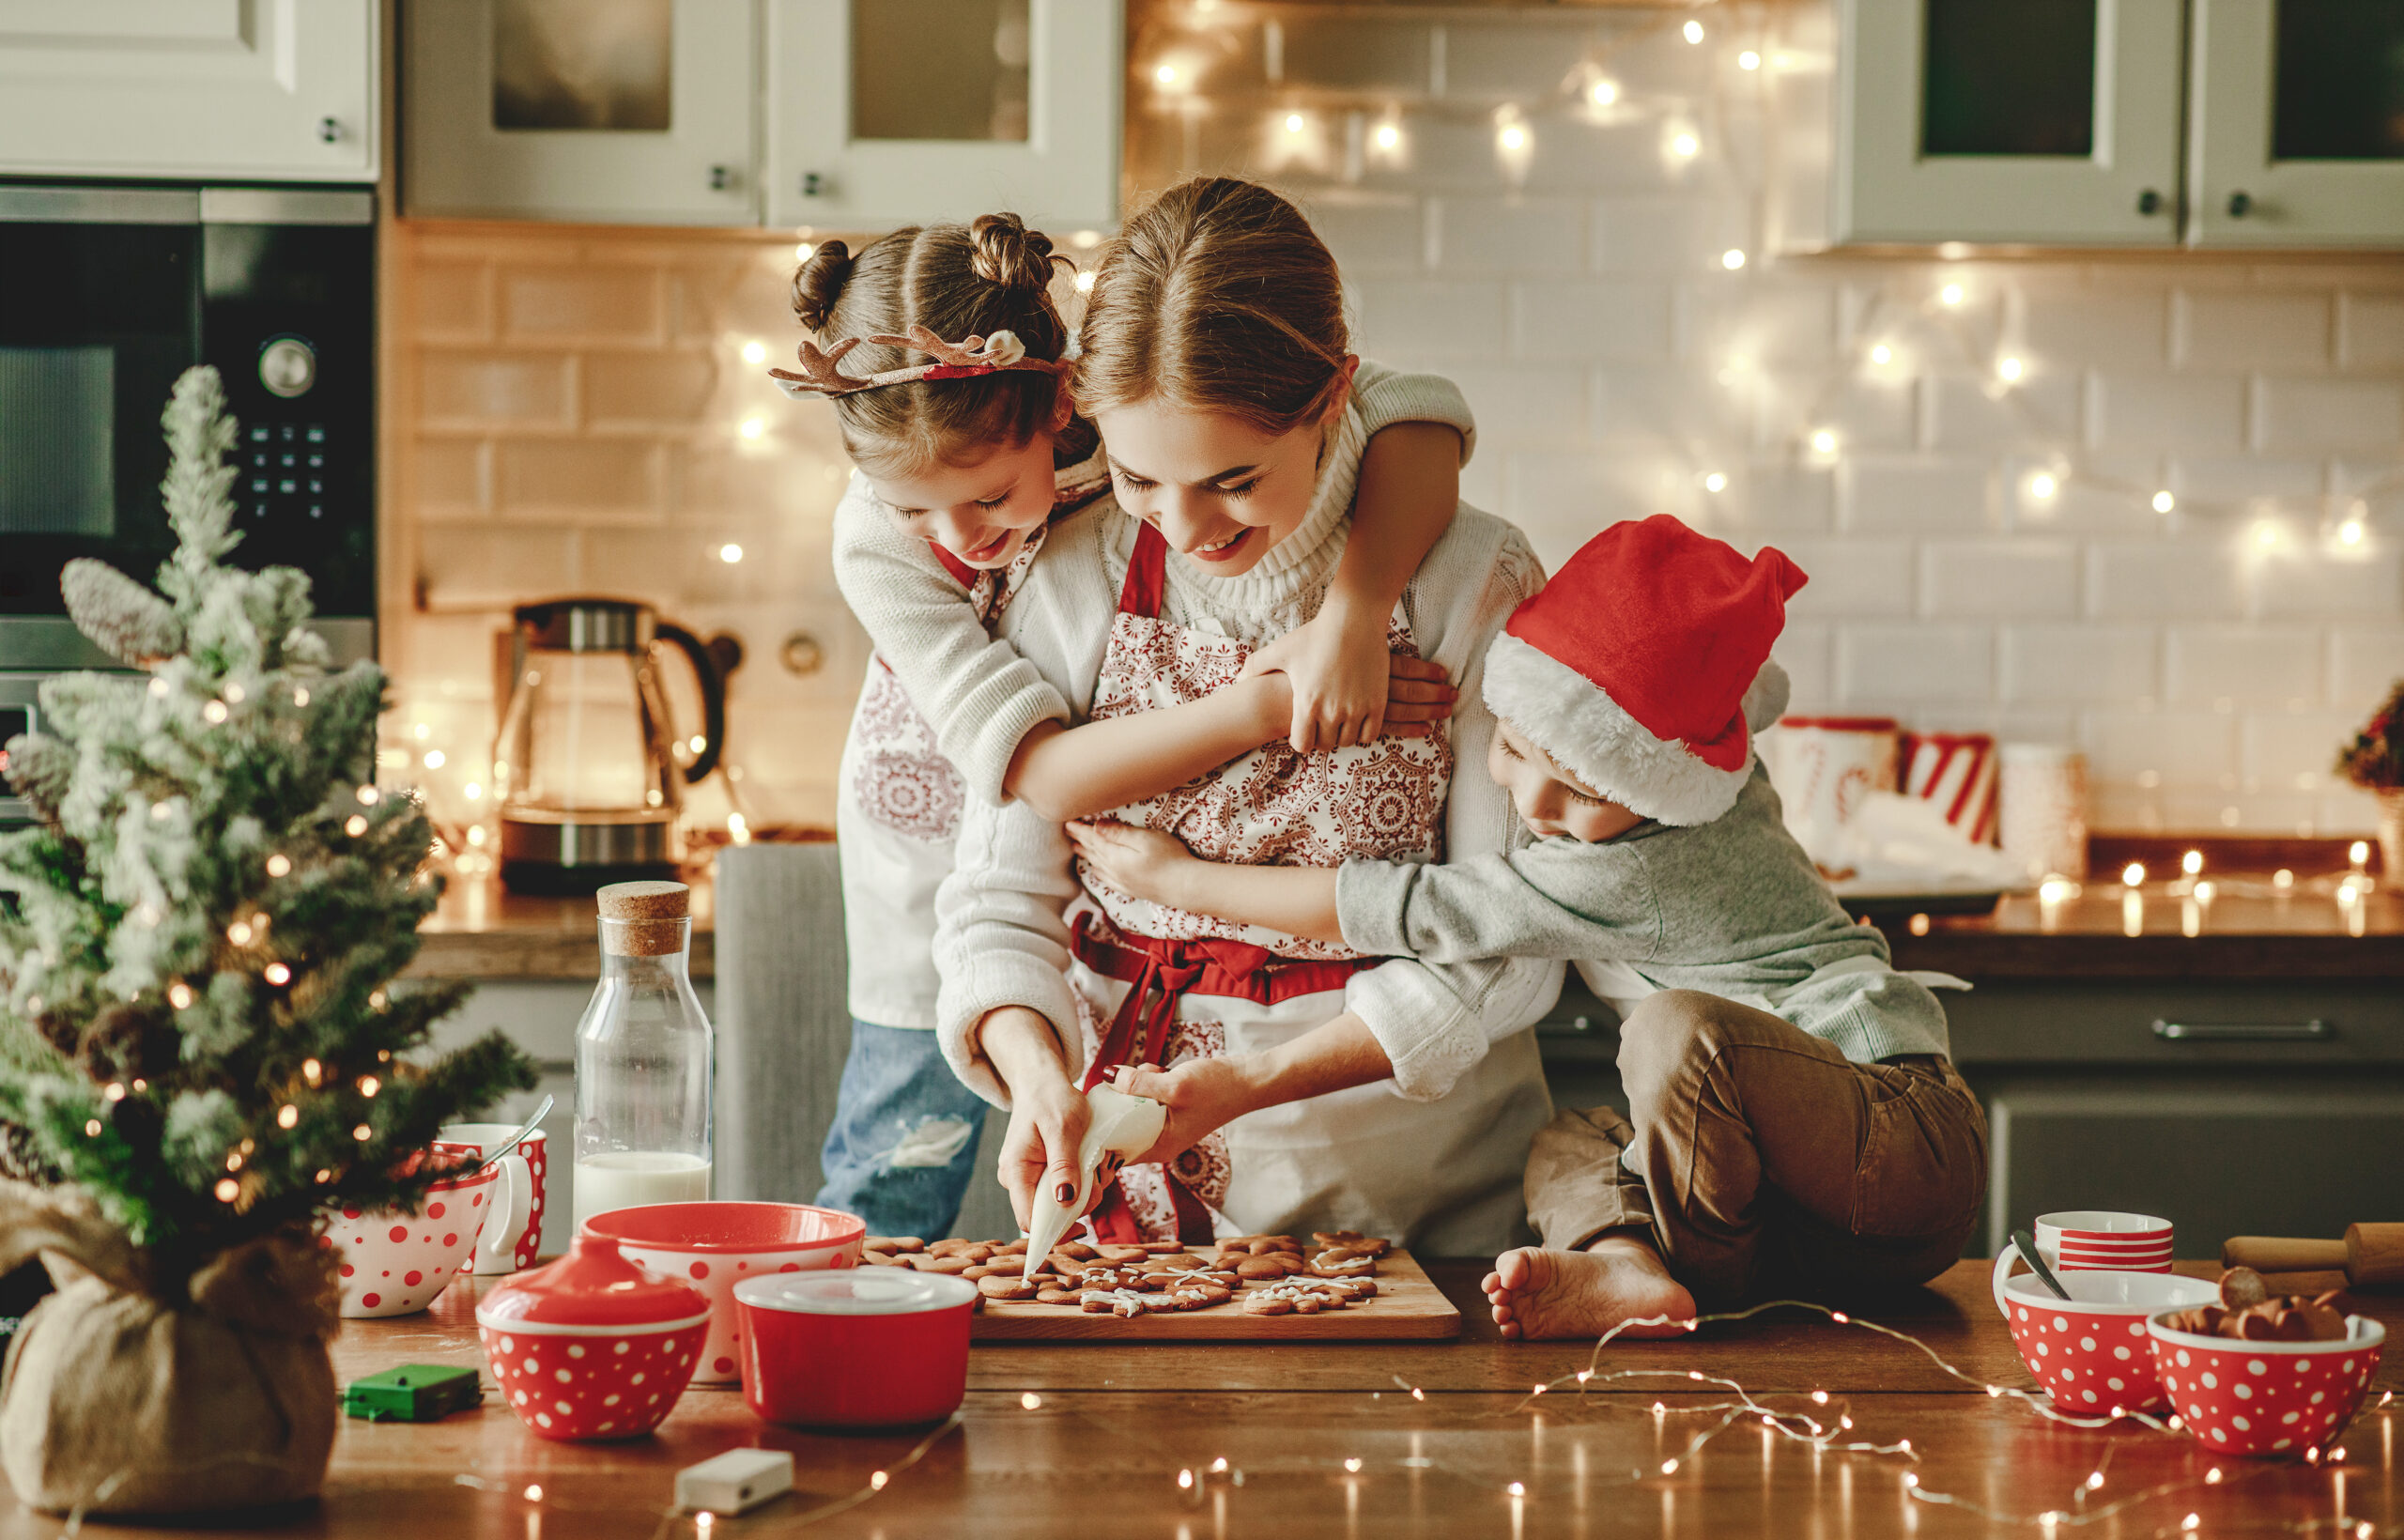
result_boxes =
[791,212,1072,475]
[1074,177,1350,436]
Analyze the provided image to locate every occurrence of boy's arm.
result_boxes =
[1066,821,1345,945]
[1337,843,1662,966]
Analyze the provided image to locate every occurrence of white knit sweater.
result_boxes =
[932,401,1564,1105]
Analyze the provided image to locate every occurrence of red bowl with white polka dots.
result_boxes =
[2000,1270,2220,1413]
[323,1142,498,1318]
[578,1201,866,1387]
[476,1235,713,1441]
[2150,1313,2384,1457]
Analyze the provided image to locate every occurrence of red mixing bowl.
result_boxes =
[732,1270,978,1428]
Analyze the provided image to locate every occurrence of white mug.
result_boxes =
[437,1122,542,1274]
[1991,1209,2173,1316]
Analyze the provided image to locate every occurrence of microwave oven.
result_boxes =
[0,183,376,827]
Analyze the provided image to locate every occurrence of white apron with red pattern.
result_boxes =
[836,451,1107,1028]
[1070,521,1513,1247]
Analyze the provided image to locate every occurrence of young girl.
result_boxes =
[788,211,1477,1239]
[929,178,1562,1254]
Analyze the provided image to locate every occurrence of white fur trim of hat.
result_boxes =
[1481,631,1751,827]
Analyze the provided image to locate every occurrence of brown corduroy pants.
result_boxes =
[1523,990,1989,1307]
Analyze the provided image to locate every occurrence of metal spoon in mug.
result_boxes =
[463,1094,554,1177]
[2011,1226,2072,1300]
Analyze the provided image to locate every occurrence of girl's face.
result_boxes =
[865,433,1057,570]
[1486,716,1646,844]
[1096,362,1356,579]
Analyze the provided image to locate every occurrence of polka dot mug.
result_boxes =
[323,1142,498,1318]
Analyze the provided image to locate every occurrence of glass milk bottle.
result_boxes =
[572,880,712,1230]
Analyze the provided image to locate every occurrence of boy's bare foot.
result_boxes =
[1480,1234,1698,1341]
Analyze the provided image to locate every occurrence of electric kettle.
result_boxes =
[492,598,729,894]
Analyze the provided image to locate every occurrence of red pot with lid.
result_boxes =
[475,1235,711,1440]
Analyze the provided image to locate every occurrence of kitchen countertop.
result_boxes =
[407,867,2404,983]
[19,1261,2389,1538]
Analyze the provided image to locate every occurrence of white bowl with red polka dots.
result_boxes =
[323,1143,499,1318]
[476,1235,713,1441]
[578,1201,865,1386]
[2000,1270,2220,1413]
[2150,1313,2384,1457]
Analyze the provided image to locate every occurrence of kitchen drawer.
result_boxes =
[1982,1076,2404,1258]
[1947,982,2404,1067]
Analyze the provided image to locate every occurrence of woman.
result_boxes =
[929,178,1562,1253]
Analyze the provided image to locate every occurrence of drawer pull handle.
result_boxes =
[2151,1019,2331,1042]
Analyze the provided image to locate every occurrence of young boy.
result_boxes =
[1071,515,1988,1339]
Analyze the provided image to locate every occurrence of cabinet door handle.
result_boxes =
[2135,188,2163,216]
[2227,191,2254,218]
[318,116,343,144]
[2151,1018,2330,1042]
[709,164,732,192]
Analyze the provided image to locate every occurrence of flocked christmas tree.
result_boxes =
[0,365,535,1297]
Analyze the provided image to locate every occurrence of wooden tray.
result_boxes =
[971,1246,1462,1342]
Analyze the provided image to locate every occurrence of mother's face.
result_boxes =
[1097,372,1353,579]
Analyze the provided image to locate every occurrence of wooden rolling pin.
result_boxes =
[2223,1224,2404,1286]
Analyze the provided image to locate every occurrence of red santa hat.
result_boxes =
[1481,515,1808,827]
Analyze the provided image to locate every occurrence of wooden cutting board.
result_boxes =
[971,1245,1462,1341]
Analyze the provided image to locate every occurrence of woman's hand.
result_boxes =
[978,1007,1092,1230]
[1241,614,1455,753]
[1109,1057,1265,1167]
[1066,821,1197,906]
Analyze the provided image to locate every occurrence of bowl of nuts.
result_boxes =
[2148,1267,2385,1457]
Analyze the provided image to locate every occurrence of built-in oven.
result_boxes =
[0,183,376,827]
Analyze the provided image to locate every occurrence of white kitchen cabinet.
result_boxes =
[1834,0,2404,248]
[405,0,758,224]
[0,1,377,181]
[763,0,1119,232]
[2185,0,2404,247]
[1835,0,2184,246]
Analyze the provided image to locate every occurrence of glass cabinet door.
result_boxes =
[1836,0,2184,244]
[765,0,1119,231]
[2189,0,2404,245]
[406,0,756,224]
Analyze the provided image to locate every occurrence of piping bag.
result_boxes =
[1020,1085,1167,1283]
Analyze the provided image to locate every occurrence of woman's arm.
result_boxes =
[1108,1011,1394,1167]
[1252,420,1464,753]
[978,1006,1094,1229]
[1066,820,1346,947]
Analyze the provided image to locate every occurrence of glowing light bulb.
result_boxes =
[1021,1392,1041,1409]
[85,1119,100,1136]
[1499,122,1529,153]
[1739,49,1762,69]
[266,854,292,877]
[1810,429,1838,455]
[2123,862,2147,887]
[1506,1479,1523,1494]
[2350,839,2371,867]
[2255,519,2282,548]
[1661,1458,1680,1474]
[794,241,814,262]
[739,340,766,365]
[525,1486,543,1502]
[424,749,446,770]
[2028,471,2058,500]
[264,962,292,986]
[2153,490,2176,513]
[1721,248,1746,270]
[1178,1470,1194,1489]
[1154,63,1178,86]
[203,700,228,724]
[1073,270,1096,293]
[215,1178,239,1202]
[869,1471,888,1491]
[1372,121,1401,152]
[228,920,254,945]
[1703,471,1728,493]
[739,416,766,441]
[353,1123,372,1142]
[1870,343,1893,365]
[346,815,368,837]
[1669,131,1700,159]
[1939,283,1965,306]
[719,543,745,563]
[279,1103,299,1129]
[2181,849,2203,876]
[1811,1390,1829,1404]
[304,1058,323,1085]
[1996,356,2025,382]
[1284,112,1305,134]
[2085,1471,2104,1490]
[2339,518,2365,546]
[1588,78,1620,108]
[1683,19,1705,42]
[359,1075,379,1099]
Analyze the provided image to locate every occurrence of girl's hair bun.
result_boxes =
[968,212,1063,296]
[791,239,855,333]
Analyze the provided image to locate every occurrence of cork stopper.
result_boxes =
[597,881,689,957]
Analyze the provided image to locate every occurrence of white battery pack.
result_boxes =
[674,1448,795,1515]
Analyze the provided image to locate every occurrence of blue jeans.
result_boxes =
[814,1021,988,1240]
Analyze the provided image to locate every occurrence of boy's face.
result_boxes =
[1487,716,1647,844]
[1095,359,1357,580]
[867,433,1058,571]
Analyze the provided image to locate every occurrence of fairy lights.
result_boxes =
[168,981,194,1009]
[279,1103,299,1129]
[266,853,291,877]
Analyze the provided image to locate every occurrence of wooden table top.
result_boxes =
[15,1260,2391,1538]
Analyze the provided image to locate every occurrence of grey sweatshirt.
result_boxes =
[1334,765,1952,1065]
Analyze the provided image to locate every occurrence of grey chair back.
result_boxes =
[711,841,1014,1240]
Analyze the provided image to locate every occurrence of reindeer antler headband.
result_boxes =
[767,324,1069,400]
